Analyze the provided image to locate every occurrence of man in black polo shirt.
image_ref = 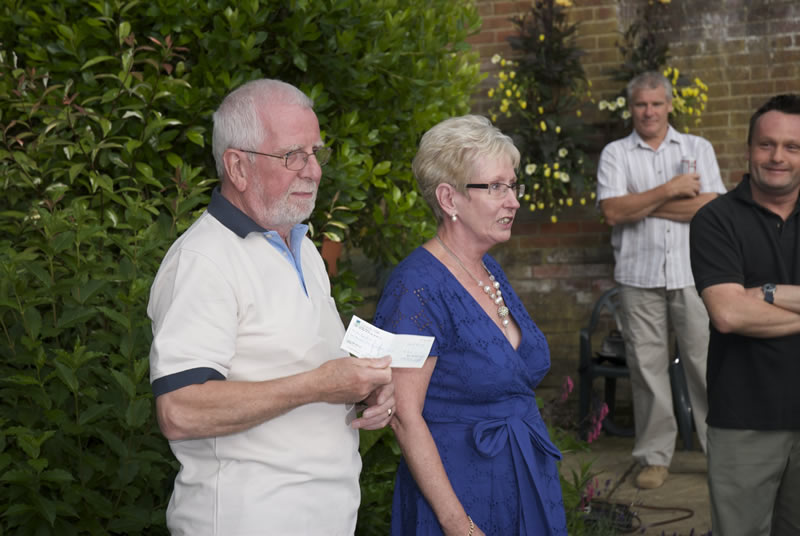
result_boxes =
[690,94,800,535]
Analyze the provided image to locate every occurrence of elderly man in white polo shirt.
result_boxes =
[148,79,395,535]
[596,71,727,490]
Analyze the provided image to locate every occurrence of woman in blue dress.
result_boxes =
[374,115,567,535]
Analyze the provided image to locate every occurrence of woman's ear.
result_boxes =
[435,182,458,217]
[222,149,248,192]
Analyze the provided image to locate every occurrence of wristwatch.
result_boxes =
[762,283,776,304]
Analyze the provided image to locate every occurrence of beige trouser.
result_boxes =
[618,285,709,467]
[708,428,800,535]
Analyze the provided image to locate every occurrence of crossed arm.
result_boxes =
[600,172,718,225]
[700,283,800,338]
[157,356,395,440]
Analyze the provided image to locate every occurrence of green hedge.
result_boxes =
[0,1,483,533]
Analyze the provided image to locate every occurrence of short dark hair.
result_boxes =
[747,94,800,145]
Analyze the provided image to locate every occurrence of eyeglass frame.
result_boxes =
[236,146,333,171]
[465,181,526,199]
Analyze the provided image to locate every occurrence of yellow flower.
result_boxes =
[558,198,564,206]
[520,100,527,109]
[500,59,506,67]
[551,214,558,223]
[555,0,573,6]
[701,94,708,102]
[622,110,631,120]
[553,171,561,179]
[590,192,596,199]
[537,201,545,209]
[580,197,587,205]
[553,163,560,170]
[538,106,544,114]
[539,34,545,42]
[515,91,521,98]
[524,194,531,201]
[491,114,497,122]
[544,168,551,178]
[576,110,582,117]
[529,204,536,211]
[540,120,547,131]
[566,197,573,207]
[555,126,561,134]
[498,82,505,89]
[499,71,508,81]
[505,89,512,97]
[488,89,494,98]
[510,71,516,79]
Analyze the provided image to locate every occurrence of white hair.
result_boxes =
[211,79,313,179]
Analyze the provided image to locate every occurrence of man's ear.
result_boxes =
[223,149,248,192]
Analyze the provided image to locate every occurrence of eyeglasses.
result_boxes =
[466,182,526,199]
[237,146,333,171]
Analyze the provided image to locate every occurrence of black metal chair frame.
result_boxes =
[578,287,695,450]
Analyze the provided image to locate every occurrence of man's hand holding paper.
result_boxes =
[340,315,433,368]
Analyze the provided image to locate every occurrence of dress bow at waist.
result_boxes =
[472,414,563,534]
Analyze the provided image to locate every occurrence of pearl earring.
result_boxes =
[451,214,458,222]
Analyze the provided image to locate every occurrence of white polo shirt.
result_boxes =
[597,126,727,290]
[148,188,359,535]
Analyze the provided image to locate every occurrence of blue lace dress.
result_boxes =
[373,247,567,535]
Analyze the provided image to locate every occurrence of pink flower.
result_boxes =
[560,376,574,402]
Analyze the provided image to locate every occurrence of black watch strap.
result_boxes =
[763,283,776,304]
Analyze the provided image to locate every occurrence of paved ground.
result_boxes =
[560,434,711,535]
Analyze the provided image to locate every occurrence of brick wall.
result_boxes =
[469,0,800,387]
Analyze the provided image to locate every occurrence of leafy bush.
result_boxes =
[0,0,483,533]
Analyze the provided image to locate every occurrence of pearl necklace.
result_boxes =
[435,235,510,328]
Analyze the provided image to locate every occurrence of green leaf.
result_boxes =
[110,369,136,400]
[54,360,79,392]
[125,398,151,428]
[373,160,392,175]
[32,494,57,525]
[81,56,116,71]
[187,130,205,147]
[23,306,42,340]
[79,404,114,426]
[118,21,131,43]
[57,306,98,329]
[98,306,131,331]
[41,468,74,484]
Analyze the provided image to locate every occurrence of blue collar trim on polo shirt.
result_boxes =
[207,186,310,296]
[263,226,309,296]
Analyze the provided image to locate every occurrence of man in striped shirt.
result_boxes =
[596,71,727,489]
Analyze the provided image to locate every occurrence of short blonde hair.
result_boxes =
[412,115,520,223]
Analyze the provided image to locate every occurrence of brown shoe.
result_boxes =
[635,465,669,489]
